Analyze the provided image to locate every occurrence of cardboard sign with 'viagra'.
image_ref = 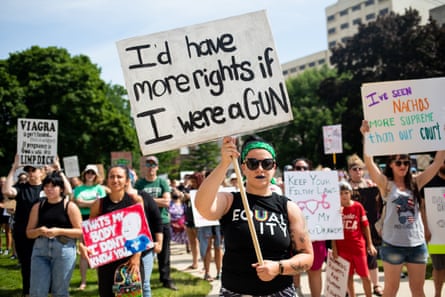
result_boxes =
[117,10,292,155]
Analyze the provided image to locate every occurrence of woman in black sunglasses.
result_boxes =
[360,120,445,297]
[195,135,314,297]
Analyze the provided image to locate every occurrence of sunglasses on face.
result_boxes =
[145,162,157,168]
[350,167,363,172]
[294,165,308,171]
[244,158,275,171]
[394,160,410,167]
[85,170,96,175]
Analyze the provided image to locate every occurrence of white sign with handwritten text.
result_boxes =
[361,77,445,156]
[284,170,343,240]
[117,10,292,155]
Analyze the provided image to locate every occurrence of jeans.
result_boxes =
[30,237,77,297]
[142,250,155,297]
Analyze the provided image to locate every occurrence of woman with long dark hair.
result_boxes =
[80,165,144,297]
[360,120,445,297]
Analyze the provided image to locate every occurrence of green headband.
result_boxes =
[241,141,276,161]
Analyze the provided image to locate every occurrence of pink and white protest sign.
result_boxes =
[82,203,153,268]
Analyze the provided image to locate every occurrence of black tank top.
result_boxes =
[100,193,134,215]
[38,198,71,228]
[220,192,292,295]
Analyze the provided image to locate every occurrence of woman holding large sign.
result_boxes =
[360,120,445,297]
[195,136,313,297]
[79,165,144,297]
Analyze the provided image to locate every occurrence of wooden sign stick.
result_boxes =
[232,157,264,265]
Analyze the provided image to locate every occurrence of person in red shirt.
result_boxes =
[332,181,377,297]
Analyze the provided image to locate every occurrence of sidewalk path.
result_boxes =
[170,242,220,296]
[170,242,436,296]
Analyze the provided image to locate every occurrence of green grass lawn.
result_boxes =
[0,250,211,297]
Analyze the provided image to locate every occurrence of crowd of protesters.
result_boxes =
[0,129,444,297]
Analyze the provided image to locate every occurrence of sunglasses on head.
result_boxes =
[394,160,410,167]
[244,158,275,171]
[145,162,157,168]
[294,165,308,171]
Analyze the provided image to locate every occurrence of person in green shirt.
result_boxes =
[134,156,177,291]
[73,164,107,290]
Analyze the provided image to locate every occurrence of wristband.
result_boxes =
[278,260,284,275]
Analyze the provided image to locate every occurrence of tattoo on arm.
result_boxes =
[290,262,310,273]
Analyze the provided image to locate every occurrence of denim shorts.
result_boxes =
[198,225,222,258]
[380,241,428,265]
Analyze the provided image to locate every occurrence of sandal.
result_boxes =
[204,274,214,282]
[184,264,198,270]
[78,283,87,290]
[373,285,383,296]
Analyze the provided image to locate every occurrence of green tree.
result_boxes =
[179,141,220,173]
[259,66,347,169]
[326,9,445,159]
[0,46,138,174]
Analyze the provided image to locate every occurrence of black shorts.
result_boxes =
[0,214,10,224]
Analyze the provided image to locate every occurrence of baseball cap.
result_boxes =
[83,164,99,175]
[23,165,38,172]
[145,156,159,165]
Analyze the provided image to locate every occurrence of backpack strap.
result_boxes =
[64,198,70,215]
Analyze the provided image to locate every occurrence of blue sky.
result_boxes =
[0,0,336,86]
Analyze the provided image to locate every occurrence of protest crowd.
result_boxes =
[0,129,444,297]
[1,8,445,297]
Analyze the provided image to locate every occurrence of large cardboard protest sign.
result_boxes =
[17,118,58,166]
[424,187,445,254]
[284,170,343,240]
[324,250,350,297]
[117,10,292,155]
[82,204,153,268]
[361,77,445,156]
